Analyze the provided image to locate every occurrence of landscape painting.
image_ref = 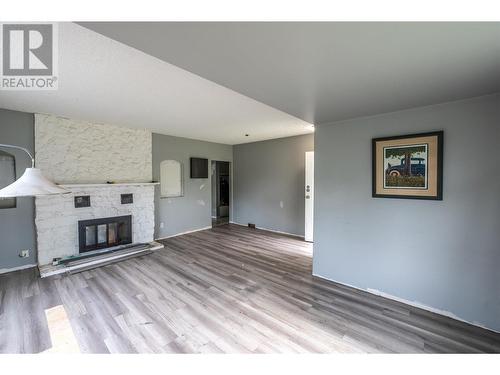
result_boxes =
[372,131,443,200]
[383,144,428,189]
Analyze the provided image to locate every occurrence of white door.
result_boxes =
[305,151,314,242]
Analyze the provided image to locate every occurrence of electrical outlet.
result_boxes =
[160,222,164,229]
[19,249,29,258]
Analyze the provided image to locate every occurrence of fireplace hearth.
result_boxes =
[78,215,132,253]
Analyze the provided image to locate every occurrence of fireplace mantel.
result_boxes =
[60,182,159,188]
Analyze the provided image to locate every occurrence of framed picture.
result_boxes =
[372,131,443,200]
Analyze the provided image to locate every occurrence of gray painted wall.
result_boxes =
[153,133,232,238]
[233,134,314,236]
[313,94,500,331]
[0,109,36,271]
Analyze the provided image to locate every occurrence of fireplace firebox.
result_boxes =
[78,215,132,253]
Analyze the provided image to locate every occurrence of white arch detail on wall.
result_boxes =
[160,159,183,198]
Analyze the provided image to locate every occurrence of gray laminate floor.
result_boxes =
[1,224,499,353]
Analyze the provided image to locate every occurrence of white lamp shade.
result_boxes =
[0,168,70,198]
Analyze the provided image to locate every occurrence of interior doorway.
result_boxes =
[305,151,314,242]
[211,160,230,227]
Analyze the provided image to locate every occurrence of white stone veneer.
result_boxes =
[35,184,155,265]
[35,114,152,184]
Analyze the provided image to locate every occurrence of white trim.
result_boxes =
[230,221,304,239]
[155,226,212,240]
[304,151,314,242]
[313,272,500,334]
[0,263,37,275]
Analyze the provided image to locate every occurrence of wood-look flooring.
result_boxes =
[1,224,499,353]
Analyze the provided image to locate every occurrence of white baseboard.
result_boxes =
[313,272,499,334]
[230,221,304,239]
[0,263,37,275]
[155,226,212,240]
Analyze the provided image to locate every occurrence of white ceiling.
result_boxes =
[2,22,499,145]
[81,22,500,125]
[0,22,313,145]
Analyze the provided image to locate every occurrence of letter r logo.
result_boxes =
[2,24,53,76]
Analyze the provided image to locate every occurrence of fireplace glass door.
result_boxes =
[79,215,132,253]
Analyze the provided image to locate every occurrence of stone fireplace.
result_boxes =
[35,183,156,265]
[34,114,156,266]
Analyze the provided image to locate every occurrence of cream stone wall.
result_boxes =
[35,114,152,184]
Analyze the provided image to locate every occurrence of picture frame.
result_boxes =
[372,131,443,200]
